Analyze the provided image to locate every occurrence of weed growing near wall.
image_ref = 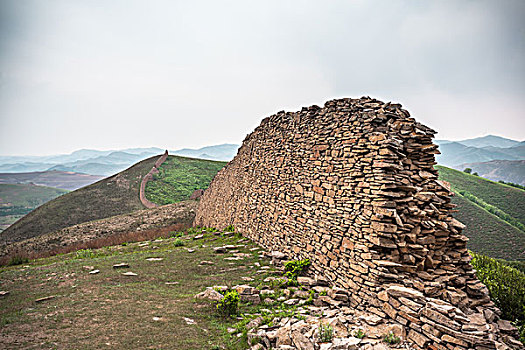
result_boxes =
[471,252,525,342]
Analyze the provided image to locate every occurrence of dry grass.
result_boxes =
[0,223,189,266]
[0,230,275,349]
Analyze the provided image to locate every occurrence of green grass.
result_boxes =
[0,184,68,232]
[449,195,525,260]
[0,229,276,349]
[436,165,525,261]
[436,165,525,225]
[145,156,226,205]
[471,252,525,342]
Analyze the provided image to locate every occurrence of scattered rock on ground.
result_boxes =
[146,257,163,261]
[35,295,56,303]
[112,263,130,269]
[122,272,137,276]
[195,288,224,302]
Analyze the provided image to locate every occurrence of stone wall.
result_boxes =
[139,150,169,209]
[195,97,522,349]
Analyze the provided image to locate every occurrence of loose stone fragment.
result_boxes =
[35,295,56,303]
[146,257,163,261]
[112,263,130,269]
[122,272,137,276]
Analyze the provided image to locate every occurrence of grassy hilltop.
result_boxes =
[145,156,227,205]
[0,156,156,245]
[0,155,225,246]
[436,165,525,260]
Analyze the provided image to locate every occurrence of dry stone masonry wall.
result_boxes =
[139,150,169,209]
[195,97,522,349]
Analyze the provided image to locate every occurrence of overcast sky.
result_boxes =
[0,0,524,156]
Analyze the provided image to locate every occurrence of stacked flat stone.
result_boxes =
[195,97,522,349]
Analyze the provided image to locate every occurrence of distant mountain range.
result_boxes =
[171,144,239,162]
[435,135,522,149]
[0,171,104,191]
[434,135,525,184]
[0,144,239,176]
[1,137,523,184]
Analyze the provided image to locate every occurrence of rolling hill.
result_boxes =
[436,142,524,167]
[0,145,236,175]
[0,156,158,246]
[455,160,525,186]
[171,143,239,161]
[145,156,227,205]
[0,155,225,246]
[0,170,103,190]
[454,135,521,148]
[436,165,525,260]
[0,184,68,233]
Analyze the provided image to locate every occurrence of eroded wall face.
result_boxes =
[195,98,518,349]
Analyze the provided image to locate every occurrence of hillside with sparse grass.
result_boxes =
[0,156,159,246]
[0,184,68,233]
[0,228,281,349]
[437,165,525,225]
[436,166,525,260]
[0,155,225,248]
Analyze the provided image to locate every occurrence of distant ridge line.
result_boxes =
[139,151,169,208]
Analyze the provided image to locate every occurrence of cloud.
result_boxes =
[0,0,524,155]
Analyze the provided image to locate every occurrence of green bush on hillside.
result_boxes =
[216,290,240,317]
[470,252,525,342]
[498,181,525,190]
[284,259,311,285]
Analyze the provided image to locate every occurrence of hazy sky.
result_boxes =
[1,0,524,156]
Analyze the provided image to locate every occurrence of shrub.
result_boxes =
[170,231,183,238]
[383,331,400,344]
[463,168,472,174]
[173,239,184,247]
[75,249,95,259]
[224,224,235,232]
[319,323,334,342]
[7,255,29,266]
[498,181,525,190]
[284,259,310,280]
[216,290,240,317]
[470,252,525,343]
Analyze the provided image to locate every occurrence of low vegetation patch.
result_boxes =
[284,259,310,286]
[458,190,525,232]
[471,252,525,342]
[383,331,401,344]
[216,290,240,317]
[318,322,334,342]
[0,226,282,349]
[144,156,226,205]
